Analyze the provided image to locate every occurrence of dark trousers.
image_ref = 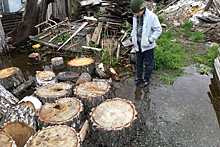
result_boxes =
[136,49,154,82]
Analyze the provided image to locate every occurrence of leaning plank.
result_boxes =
[91,22,103,45]
[57,22,89,51]
[37,97,84,131]
[0,132,16,147]
[26,125,80,147]
[89,98,138,147]
[35,82,73,104]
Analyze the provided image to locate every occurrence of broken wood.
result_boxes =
[67,57,95,75]
[109,67,120,81]
[89,98,137,147]
[26,125,80,147]
[28,53,41,65]
[11,78,34,97]
[35,82,73,104]
[51,57,65,70]
[79,120,89,142]
[57,71,79,83]
[91,22,103,45]
[36,70,57,86]
[74,82,111,114]
[0,67,26,90]
[76,72,92,85]
[57,22,88,51]
[38,97,84,131]
[0,132,16,147]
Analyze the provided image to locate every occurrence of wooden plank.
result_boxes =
[91,22,103,45]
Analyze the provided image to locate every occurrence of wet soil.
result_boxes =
[1,50,220,146]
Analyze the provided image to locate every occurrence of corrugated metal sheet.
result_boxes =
[1,12,23,33]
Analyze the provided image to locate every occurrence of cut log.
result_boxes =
[67,57,95,75]
[57,71,79,83]
[0,67,26,90]
[74,82,111,114]
[76,72,92,85]
[38,97,84,131]
[89,98,137,147]
[36,70,57,86]
[28,53,41,65]
[35,82,73,104]
[26,125,80,147]
[1,105,36,147]
[92,78,113,85]
[109,67,120,81]
[51,57,65,70]
[95,67,107,79]
[0,132,16,147]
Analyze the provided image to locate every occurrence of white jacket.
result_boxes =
[131,8,162,52]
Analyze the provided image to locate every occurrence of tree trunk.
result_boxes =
[35,82,73,104]
[67,57,95,75]
[26,125,80,147]
[89,98,138,147]
[38,97,84,131]
[74,82,111,114]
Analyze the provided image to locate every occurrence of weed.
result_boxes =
[180,20,194,36]
[190,31,205,41]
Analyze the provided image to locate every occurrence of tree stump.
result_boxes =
[0,67,25,90]
[57,71,79,83]
[36,70,57,86]
[89,98,137,147]
[38,97,84,131]
[67,57,95,75]
[35,82,73,104]
[28,53,41,65]
[26,125,80,147]
[0,132,16,147]
[1,105,36,147]
[74,82,111,114]
[76,72,92,85]
[51,57,65,70]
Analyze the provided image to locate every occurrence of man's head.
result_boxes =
[130,0,146,14]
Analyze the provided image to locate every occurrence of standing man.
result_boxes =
[130,0,162,87]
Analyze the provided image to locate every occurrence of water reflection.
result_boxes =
[208,77,220,126]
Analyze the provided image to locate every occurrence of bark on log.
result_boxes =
[89,98,138,147]
[57,71,79,83]
[35,82,73,104]
[0,84,19,105]
[76,72,92,85]
[0,67,26,90]
[28,53,41,65]
[1,105,36,147]
[95,67,107,79]
[26,125,80,147]
[36,70,57,86]
[38,97,84,131]
[0,132,16,147]
[51,57,65,70]
[74,82,111,114]
[67,57,95,75]
[18,95,42,112]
